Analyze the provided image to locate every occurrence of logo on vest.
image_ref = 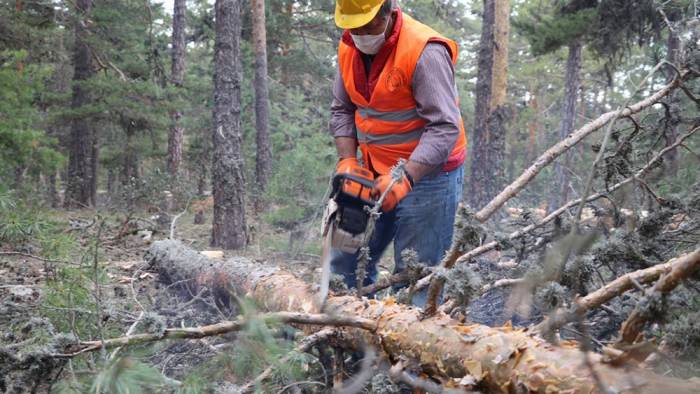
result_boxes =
[385,67,406,92]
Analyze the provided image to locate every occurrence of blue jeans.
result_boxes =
[330,165,464,306]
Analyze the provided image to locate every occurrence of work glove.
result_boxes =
[335,157,364,176]
[372,173,413,212]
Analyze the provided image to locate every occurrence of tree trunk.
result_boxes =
[490,0,509,111]
[167,0,186,178]
[211,0,247,249]
[65,0,97,208]
[145,240,699,394]
[548,40,582,213]
[526,88,539,164]
[252,0,271,208]
[48,171,60,208]
[121,126,139,186]
[469,0,509,210]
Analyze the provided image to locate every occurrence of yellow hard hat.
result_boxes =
[335,0,385,29]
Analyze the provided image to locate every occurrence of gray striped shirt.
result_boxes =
[329,42,462,166]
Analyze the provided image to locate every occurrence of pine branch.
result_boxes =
[240,328,336,393]
[535,248,700,335]
[51,312,375,358]
[619,247,700,345]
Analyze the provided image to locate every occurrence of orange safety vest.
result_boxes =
[338,12,467,175]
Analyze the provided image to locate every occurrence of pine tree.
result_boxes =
[167,0,187,178]
[252,0,271,209]
[64,0,97,208]
[211,0,247,249]
[469,0,510,210]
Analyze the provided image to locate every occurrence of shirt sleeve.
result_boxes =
[409,42,462,166]
[329,70,357,138]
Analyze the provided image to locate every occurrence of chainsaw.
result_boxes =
[317,166,376,307]
[317,160,406,308]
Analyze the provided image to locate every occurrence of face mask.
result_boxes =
[351,16,390,55]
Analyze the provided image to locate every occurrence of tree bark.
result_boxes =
[490,0,509,112]
[167,0,186,178]
[65,0,97,208]
[526,83,540,164]
[468,0,495,210]
[549,40,582,213]
[211,0,247,249]
[469,0,509,210]
[252,0,271,208]
[144,240,699,394]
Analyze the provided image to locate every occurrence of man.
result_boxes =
[330,0,467,304]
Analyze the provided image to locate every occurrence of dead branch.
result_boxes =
[52,312,375,358]
[0,251,78,266]
[169,201,189,239]
[360,270,411,295]
[474,72,684,224]
[144,240,699,393]
[619,247,700,345]
[535,248,700,335]
[389,361,471,393]
[480,278,524,293]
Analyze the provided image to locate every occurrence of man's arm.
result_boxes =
[406,42,462,182]
[330,71,358,159]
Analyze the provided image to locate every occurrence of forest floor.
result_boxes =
[0,205,673,392]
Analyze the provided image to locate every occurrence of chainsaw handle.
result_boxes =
[331,173,375,194]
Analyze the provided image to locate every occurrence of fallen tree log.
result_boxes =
[145,240,698,393]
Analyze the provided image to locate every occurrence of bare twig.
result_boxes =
[0,251,79,266]
[480,278,524,293]
[51,312,376,358]
[169,198,191,239]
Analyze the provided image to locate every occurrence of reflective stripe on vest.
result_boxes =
[357,107,420,122]
[357,127,423,145]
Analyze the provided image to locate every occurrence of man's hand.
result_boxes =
[372,173,412,212]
